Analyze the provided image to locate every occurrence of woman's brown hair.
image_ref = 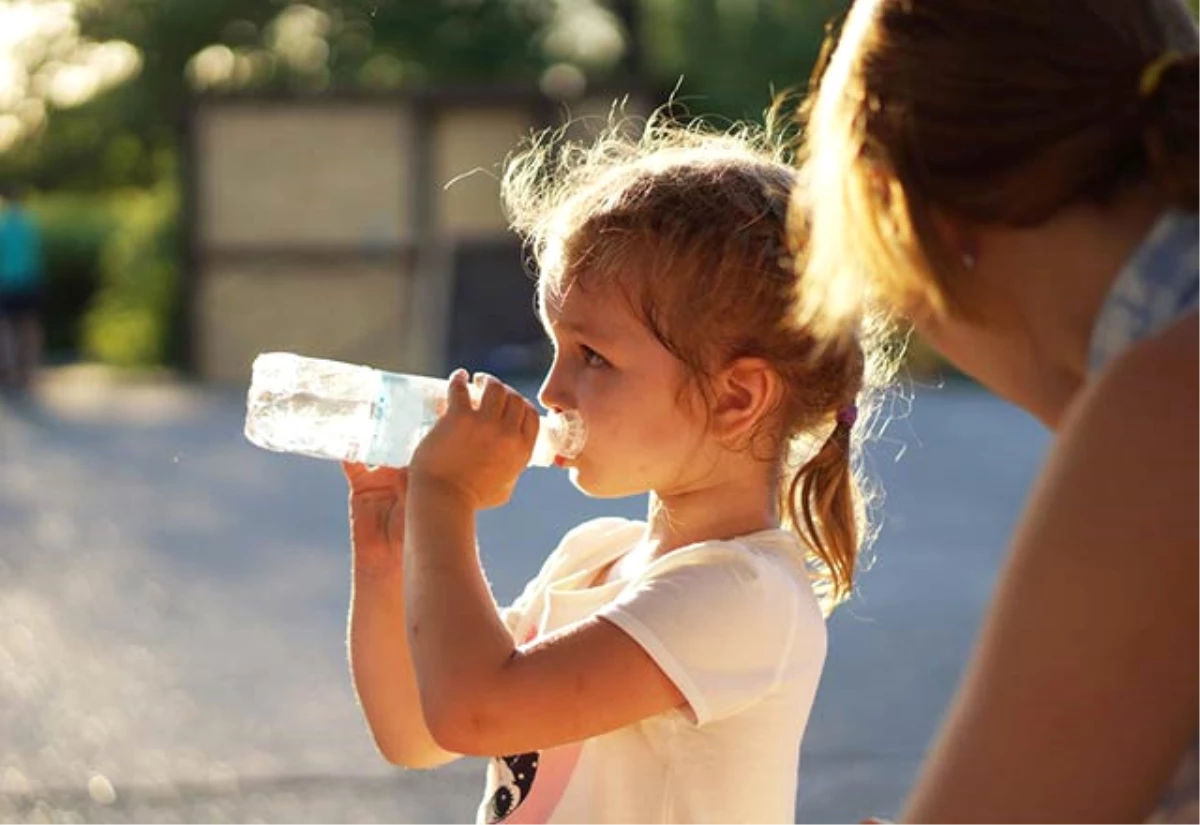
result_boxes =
[797,0,1200,332]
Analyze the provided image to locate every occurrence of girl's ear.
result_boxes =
[710,357,781,446]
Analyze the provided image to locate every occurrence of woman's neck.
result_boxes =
[995,187,1167,424]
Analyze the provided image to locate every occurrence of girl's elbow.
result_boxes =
[422,695,500,756]
[382,747,448,770]
[372,733,454,770]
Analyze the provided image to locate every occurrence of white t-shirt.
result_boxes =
[477,517,828,824]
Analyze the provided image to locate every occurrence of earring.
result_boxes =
[961,252,976,270]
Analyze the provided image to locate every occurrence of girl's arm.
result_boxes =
[404,372,686,756]
[902,316,1199,823]
[344,463,459,768]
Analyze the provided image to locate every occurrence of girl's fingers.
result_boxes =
[445,368,472,413]
[503,391,529,425]
[344,461,408,491]
[344,461,387,484]
[474,372,506,417]
[517,400,538,440]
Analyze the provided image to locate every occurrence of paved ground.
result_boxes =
[0,366,1050,823]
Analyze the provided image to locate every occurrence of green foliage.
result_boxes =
[640,0,848,122]
[27,194,124,355]
[80,184,180,367]
[2,0,559,193]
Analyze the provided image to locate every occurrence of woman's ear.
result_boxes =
[710,357,781,446]
[934,211,981,271]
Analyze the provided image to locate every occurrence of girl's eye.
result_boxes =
[580,345,609,367]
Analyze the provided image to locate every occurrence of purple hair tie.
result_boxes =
[836,404,858,428]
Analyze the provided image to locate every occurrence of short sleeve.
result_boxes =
[597,544,820,726]
[500,517,641,638]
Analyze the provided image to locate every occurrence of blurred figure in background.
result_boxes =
[0,186,46,391]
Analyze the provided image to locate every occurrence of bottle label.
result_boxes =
[362,371,444,467]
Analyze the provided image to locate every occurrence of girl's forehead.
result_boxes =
[538,277,645,337]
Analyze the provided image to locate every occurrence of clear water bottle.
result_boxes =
[244,352,586,469]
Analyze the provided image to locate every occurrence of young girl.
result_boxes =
[797,0,1197,821]
[343,118,877,823]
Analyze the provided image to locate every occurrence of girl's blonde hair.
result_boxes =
[502,110,886,608]
[797,0,1200,333]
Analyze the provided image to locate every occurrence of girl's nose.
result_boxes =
[538,359,570,412]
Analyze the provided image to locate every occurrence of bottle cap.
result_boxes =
[530,409,587,467]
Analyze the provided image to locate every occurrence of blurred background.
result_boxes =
[0,0,1153,821]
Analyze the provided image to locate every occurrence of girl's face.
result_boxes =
[537,278,716,498]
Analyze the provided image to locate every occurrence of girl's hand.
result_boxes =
[343,462,409,574]
[408,369,538,511]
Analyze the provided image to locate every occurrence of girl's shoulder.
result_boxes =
[539,516,645,582]
[557,516,645,557]
[635,529,820,613]
[648,528,807,573]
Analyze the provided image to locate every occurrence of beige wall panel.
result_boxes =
[197,105,412,247]
[432,106,533,237]
[196,260,413,384]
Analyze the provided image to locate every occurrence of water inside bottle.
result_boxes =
[244,352,587,468]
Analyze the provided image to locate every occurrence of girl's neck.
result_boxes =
[642,471,778,556]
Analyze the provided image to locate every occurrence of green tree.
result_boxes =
[2,0,568,190]
[639,0,848,122]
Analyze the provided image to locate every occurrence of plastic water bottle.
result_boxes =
[243,352,586,469]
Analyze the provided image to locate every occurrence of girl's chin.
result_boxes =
[567,468,643,500]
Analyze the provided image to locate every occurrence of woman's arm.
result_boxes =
[903,317,1199,822]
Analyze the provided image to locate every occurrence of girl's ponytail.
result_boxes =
[785,408,860,607]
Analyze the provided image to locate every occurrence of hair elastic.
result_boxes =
[1139,51,1183,98]
[836,404,858,428]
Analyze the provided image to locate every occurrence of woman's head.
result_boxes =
[798,0,1199,333]
[503,115,877,605]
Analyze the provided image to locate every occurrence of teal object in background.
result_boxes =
[0,204,44,292]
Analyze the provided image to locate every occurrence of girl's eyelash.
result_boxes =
[580,344,608,367]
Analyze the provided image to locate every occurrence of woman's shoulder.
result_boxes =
[1082,311,1196,432]
[1055,310,1196,535]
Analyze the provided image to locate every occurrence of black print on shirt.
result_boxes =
[486,751,539,823]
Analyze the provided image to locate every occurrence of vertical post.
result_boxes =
[178,96,201,376]
[402,94,454,377]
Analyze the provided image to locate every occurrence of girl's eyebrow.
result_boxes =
[543,314,620,345]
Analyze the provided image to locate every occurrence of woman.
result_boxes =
[796,0,1197,820]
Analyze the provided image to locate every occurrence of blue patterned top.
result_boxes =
[1088,210,1199,823]
[1088,210,1199,373]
